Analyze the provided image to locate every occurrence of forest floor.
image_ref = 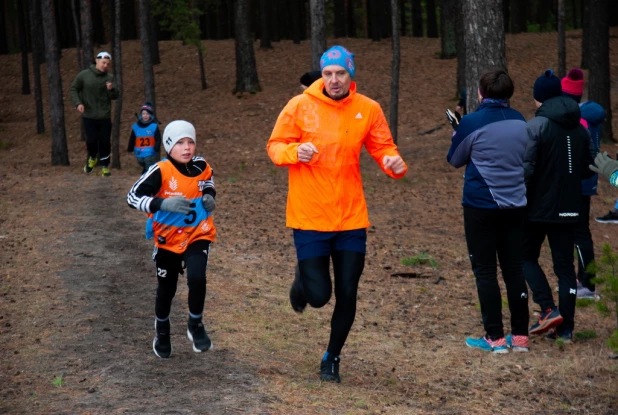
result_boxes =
[1,30,618,415]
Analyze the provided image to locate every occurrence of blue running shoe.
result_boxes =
[506,334,530,352]
[465,336,508,354]
[545,329,573,343]
[530,307,563,335]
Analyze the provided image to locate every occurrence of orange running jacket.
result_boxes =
[267,79,407,232]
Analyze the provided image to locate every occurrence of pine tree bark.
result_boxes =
[71,0,83,68]
[234,0,261,94]
[390,0,401,144]
[347,0,357,37]
[110,0,123,169]
[411,0,423,37]
[426,0,438,38]
[291,0,301,43]
[503,0,510,32]
[149,10,160,65]
[581,0,589,69]
[588,0,613,142]
[463,0,506,113]
[455,0,465,97]
[557,0,566,78]
[80,0,94,67]
[29,0,45,134]
[334,0,346,37]
[41,0,69,166]
[440,0,457,59]
[368,0,382,41]
[260,0,273,49]
[310,0,326,70]
[18,0,31,95]
[139,0,156,109]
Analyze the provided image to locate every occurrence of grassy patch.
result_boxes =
[52,376,64,387]
[576,298,595,307]
[574,330,597,341]
[401,252,438,268]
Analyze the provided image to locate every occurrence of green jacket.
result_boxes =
[70,64,119,120]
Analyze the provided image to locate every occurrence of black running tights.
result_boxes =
[298,250,365,357]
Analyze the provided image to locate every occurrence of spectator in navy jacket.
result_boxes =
[447,68,530,354]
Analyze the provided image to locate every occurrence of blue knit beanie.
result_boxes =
[533,69,562,103]
[320,46,356,78]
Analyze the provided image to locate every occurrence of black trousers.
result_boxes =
[83,117,112,167]
[574,196,596,291]
[463,207,529,339]
[522,221,577,332]
[298,251,365,357]
[153,240,211,320]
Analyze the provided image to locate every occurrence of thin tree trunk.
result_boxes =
[234,0,261,94]
[310,0,326,71]
[347,0,357,37]
[149,10,160,65]
[29,0,45,134]
[581,0,589,69]
[369,0,382,41]
[291,0,301,43]
[455,0,465,98]
[80,0,94,68]
[71,0,83,68]
[139,0,156,110]
[260,0,273,49]
[426,0,438,38]
[463,0,506,113]
[334,0,346,37]
[41,0,69,166]
[588,0,613,143]
[411,0,422,37]
[198,46,207,90]
[557,0,566,78]
[110,0,123,169]
[390,0,400,144]
[441,0,457,59]
[18,0,31,95]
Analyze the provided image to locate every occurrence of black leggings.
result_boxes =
[83,117,112,167]
[153,240,211,320]
[299,250,365,357]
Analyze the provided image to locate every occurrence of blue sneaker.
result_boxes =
[465,336,508,354]
[530,307,563,335]
[545,329,573,343]
[506,334,530,352]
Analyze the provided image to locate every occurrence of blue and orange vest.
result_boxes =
[132,122,158,158]
[151,160,216,253]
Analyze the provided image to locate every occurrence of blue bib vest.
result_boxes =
[132,122,158,158]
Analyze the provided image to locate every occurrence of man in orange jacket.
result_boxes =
[267,45,407,383]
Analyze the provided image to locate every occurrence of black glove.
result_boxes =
[160,196,192,214]
[446,109,462,131]
[202,194,216,212]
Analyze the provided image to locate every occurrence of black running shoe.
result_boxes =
[289,265,307,313]
[153,319,172,359]
[596,211,618,224]
[187,318,213,352]
[320,355,341,383]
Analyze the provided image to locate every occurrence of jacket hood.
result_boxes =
[304,78,357,106]
[535,96,582,129]
[580,101,606,126]
[89,64,108,76]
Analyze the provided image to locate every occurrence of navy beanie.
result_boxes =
[533,69,562,103]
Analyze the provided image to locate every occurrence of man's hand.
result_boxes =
[77,104,85,113]
[160,196,192,214]
[202,194,216,212]
[383,155,405,175]
[297,142,319,163]
[590,152,618,180]
[106,81,113,90]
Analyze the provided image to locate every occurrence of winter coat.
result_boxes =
[579,101,606,196]
[128,121,161,158]
[70,64,119,120]
[267,78,407,232]
[524,96,594,223]
[447,99,528,210]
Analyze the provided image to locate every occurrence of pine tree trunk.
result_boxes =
[139,0,156,109]
[588,0,613,143]
[110,0,123,169]
[334,0,346,37]
[80,0,94,67]
[18,0,31,95]
[291,0,301,43]
[29,0,45,134]
[503,0,510,32]
[234,0,261,94]
[198,47,207,90]
[348,0,357,37]
[390,0,400,144]
[440,0,457,59]
[581,0,589,69]
[411,0,423,37]
[426,0,438,38]
[91,0,106,45]
[463,0,506,113]
[41,0,69,166]
[260,0,273,49]
[0,2,7,54]
[557,0,566,78]
[149,11,160,65]
[71,0,83,68]
[310,0,326,70]
[455,0,465,98]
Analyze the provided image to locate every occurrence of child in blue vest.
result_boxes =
[127,103,161,173]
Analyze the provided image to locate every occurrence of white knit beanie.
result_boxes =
[163,120,196,153]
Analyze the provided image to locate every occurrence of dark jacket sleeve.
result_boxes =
[106,74,120,100]
[524,118,544,185]
[70,71,84,107]
[581,128,594,180]
[126,164,165,213]
[127,130,136,152]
